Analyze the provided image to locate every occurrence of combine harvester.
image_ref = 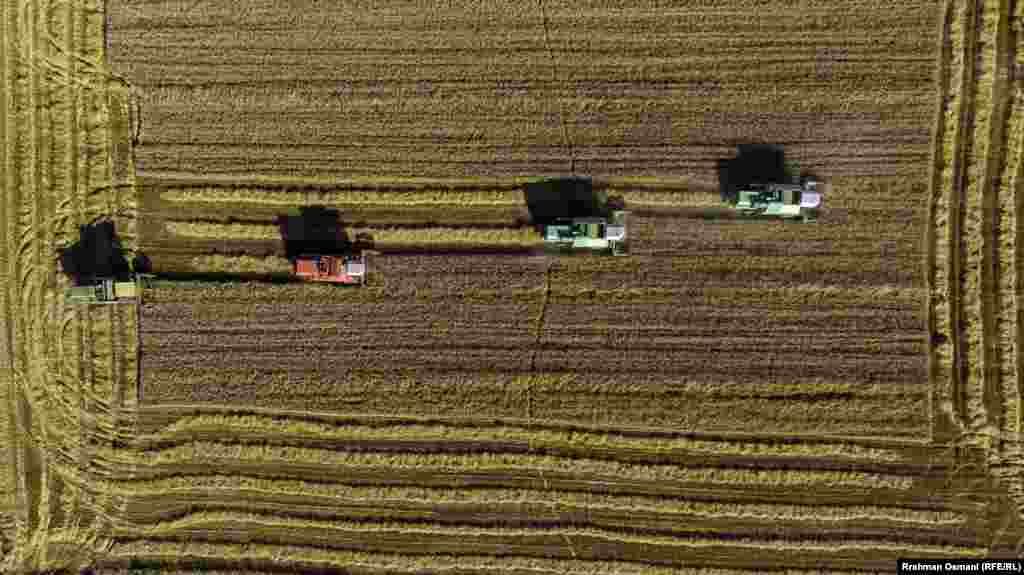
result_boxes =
[292,253,367,285]
[726,177,822,222]
[65,275,148,304]
[527,176,629,256]
[541,211,628,256]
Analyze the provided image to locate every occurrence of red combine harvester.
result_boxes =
[292,253,366,285]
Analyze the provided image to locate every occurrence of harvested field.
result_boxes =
[2,0,1024,572]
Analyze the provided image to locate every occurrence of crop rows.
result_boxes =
[107,0,939,180]
[2,0,1021,571]
[139,275,930,439]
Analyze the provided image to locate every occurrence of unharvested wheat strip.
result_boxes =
[110,511,986,558]
[111,517,988,556]
[135,403,935,451]
[926,0,955,443]
[104,542,871,575]
[946,0,978,435]
[933,0,969,435]
[165,221,543,246]
[961,0,1001,441]
[160,187,526,206]
[994,20,1024,511]
[120,476,965,526]
[136,414,911,463]
[617,190,723,208]
[0,0,21,543]
[187,254,292,275]
[117,441,918,490]
[976,0,1018,454]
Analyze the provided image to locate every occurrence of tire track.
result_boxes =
[949,0,980,433]
[537,0,574,175]
[926,0,954,445]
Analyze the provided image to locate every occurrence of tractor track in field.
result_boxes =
[948,0,980,434]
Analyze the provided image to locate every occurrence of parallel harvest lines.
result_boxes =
[92,543,939,575]
[0,0,23,550]
[933,0,973,436]
[132,403,938,451]
[119,476,967,526]
[960,0,1003,442]
[993,0,1024,520]
[104,526,986,573]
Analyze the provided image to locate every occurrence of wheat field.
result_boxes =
[1,0,1023,572]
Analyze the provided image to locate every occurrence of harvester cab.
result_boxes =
[293,253,366,285]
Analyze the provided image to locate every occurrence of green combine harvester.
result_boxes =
[64,275,148,305]
[728,178,822,222]
[542,210,628,256]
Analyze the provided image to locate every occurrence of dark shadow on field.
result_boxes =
[276,205,354,260]
[717,143,790,203]
[523,176,625,229]
[58,218,143,285]
[150,270,298,284]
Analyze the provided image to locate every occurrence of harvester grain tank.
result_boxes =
[542,210,628,256]
[293,253,366,285]
[729,178,822,222]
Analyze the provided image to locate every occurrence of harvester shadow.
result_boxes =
[151,270,297,284]
[522,176,625,232]
[58,217,148,285]
[717,143,790,204]
[276,205,373,260]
